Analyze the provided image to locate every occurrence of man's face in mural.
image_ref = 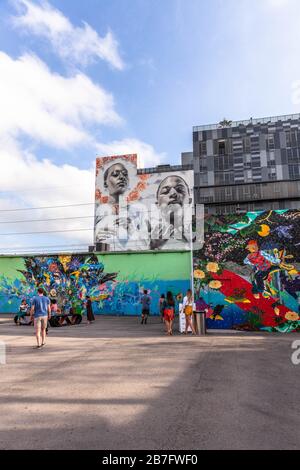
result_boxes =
[157,176,190,215]
[104,163,129,198]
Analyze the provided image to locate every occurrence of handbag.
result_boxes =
[184,305,193,316]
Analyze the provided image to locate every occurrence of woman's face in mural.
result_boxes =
[104,163,129,199]
[157,176,189,214]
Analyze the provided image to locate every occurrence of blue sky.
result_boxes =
[0,0,299,251]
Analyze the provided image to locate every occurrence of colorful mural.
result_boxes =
[0,252,190,316]
[194,210,300,333]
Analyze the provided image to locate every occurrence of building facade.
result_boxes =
[185,113,300,214]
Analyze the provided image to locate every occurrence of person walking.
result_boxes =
[182,289,196,335]
[140,289,151,324]
[86,296,95,325]
[159,294,165,323]
[30,287,51,348]
[163,291,175,336]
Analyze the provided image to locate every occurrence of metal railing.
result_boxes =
[138,164,193,174]
[193,113,300,132]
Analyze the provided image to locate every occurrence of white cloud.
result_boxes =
[0,51,121,148]
[0,4,165,251]
[0,134,166,250]
[0,136,95,248]
[12,0,124,70]
[96,138,167,168]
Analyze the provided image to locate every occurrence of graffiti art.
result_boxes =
[0,254,118,314]
[0,252,190,317]
[193,210,300,333]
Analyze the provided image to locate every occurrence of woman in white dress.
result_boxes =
[181,289,196,335]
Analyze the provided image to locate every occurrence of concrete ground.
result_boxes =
[0,314,299,450]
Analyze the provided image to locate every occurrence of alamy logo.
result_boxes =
[0,341,6,365]
[291,340,300,365]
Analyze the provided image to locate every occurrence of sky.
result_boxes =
[0,0,300,252]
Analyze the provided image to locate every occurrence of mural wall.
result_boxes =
[0,252,190,316]
[94,154,194,251]
[193,210,300,332]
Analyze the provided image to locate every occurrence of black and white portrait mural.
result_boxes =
[94,155,194,252]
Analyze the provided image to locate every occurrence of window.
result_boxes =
[267,134,275,150]
[225,187,232,200]
[286,131,298,148]
[273,183,281,194]
[269,151,275,162]
[269,167,277,181]
[243,186,251,198]
[251,185,262,199]
[218,140,226,156]
[244,137,251,153]
[289,164,300,180]
[200,142,207,156]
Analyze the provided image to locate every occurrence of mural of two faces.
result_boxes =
[94,154,194,251]
[194,210,300,333]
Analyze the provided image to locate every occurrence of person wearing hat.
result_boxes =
[244,240,281,299]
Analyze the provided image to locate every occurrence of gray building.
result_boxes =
[183,113,300,214]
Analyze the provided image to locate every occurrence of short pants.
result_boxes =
[34,316,48,332]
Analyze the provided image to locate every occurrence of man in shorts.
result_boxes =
[30,287,51,348]
[140,289,151,325]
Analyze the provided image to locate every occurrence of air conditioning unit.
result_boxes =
[95,243,110,252]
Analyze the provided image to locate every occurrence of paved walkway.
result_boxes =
[0,315,299,450]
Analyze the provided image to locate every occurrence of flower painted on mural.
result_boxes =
[139,174,151,182]
[95,189,109,204]
[176,293,183,302]
[136,181,147,191]
[288,269,299,276]
[95,189,102,201]
[125,174,150,203]
[285,311,300,322]
[126,190,140,203]
[50,288,57,298]
[274,307,281,316]
[58,256,72,271]
[206,262,220,273]
[209,280,222,290]
[44,273,51,285]
[194,270,206,280]
[49,262,59,273]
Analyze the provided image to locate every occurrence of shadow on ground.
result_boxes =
[0,315,299,450]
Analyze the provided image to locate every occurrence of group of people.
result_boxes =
[16,288,96,348]
[17,286,199,347]
[141,289,197,336]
